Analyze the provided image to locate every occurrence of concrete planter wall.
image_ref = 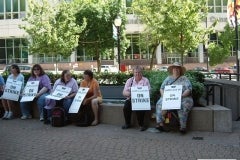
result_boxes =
[100,86,125,99]
[205,79,240,120]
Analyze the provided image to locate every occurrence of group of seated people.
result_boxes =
[0,64,102,126]
[0,63,193,134]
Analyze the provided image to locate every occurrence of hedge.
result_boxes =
[1,70,205,105]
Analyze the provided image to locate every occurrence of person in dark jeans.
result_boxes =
[122,66,151,131]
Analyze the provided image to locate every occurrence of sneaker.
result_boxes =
[2,111,9,120]
[40,117,44,121]
[21,115,32,120]
[6,111,13,119]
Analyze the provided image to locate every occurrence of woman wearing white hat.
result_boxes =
[155,62,193,134]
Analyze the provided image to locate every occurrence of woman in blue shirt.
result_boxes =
[1,64,24,120]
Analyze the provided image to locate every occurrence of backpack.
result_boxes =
[51,107,65,127]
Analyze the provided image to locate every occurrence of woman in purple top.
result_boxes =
[52,70,78,110]
[43,70,78,123]
[20,64,51,121]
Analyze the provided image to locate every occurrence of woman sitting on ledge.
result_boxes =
[80,70,102,126]
[155,62,193,134]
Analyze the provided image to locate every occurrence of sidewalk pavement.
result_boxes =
[0,119,239,160]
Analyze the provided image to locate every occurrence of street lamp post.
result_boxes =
[114,16,122,72]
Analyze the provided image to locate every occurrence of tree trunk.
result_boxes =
[180,32,184,66]
[96,42,101,73]
[150,43,159,70]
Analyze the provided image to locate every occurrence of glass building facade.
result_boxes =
[0,0,233,64]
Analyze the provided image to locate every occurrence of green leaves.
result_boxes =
[20,0,86,58]
[133,0,209,64]
[208,24,235,66]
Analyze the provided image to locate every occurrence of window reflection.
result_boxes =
[1,0,26,19]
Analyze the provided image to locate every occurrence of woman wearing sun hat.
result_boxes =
[155,62,193,134]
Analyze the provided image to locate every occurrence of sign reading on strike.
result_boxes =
[162,85,182,110]
[68,87,89,113]
[1,79,23,101]
[131,86,151,111]
[46,85,71,100]
[20,81,39,102]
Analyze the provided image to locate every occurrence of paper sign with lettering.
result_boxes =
[20,81,39,102]
[46,85,72,100]
[131,86,151,111]
[1,79,23,101]
[162,85,182,110]
[68,87,89,113]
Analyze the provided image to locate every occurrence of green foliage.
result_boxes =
[21,0,86,58]
[4,70,204,105]
[132,0,211,64]
[185,71,205,83]
[142,71,169,104]
[208,24,235,66]
[185,71,205,105]
[95,72,132,86]
[208,43,230,66]
[74,0,129,72]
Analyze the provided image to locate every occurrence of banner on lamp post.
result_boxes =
[227,0,240,27]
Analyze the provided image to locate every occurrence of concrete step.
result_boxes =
[100,103,232,132]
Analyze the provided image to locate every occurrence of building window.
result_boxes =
[126,34,150,60]
[126,0,133,14]
[208,0,227,13]
[0,0,4,19]
[1,0,26,19]
[0,38,29,64]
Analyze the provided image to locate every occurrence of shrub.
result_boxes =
[2,70,204,105]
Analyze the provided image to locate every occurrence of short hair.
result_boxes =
[133,65,143,73]
[31,64,45,77]
[11,64,20,74]
[61,70,70,82]
[83,70,93,79]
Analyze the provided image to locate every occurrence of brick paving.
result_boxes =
[0,119,239,160]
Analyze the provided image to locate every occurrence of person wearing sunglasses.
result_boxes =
[20,64,51,121]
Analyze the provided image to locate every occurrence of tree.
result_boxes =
[138,30,160,70]
[208,24,235,66]
[74,0,129,72]
[21,0,86,65]
[132,0,210,66]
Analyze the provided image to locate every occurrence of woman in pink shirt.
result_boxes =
[122,66,151,131]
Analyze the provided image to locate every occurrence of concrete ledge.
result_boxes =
[188,107,213,132]
[100,103,154,127]
[0,102,39,118]
[100,103,124,125]
[1,101,232,132]
[100,103,232,132]
[208,105,232,132]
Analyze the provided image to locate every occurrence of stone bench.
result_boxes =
[99,103,232,132]
[0,101,232,132]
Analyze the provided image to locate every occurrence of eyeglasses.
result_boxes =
[33,68,40,71]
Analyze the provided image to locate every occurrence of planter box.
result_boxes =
[100,86,125,99]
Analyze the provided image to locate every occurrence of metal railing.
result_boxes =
[204,72,240,81]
